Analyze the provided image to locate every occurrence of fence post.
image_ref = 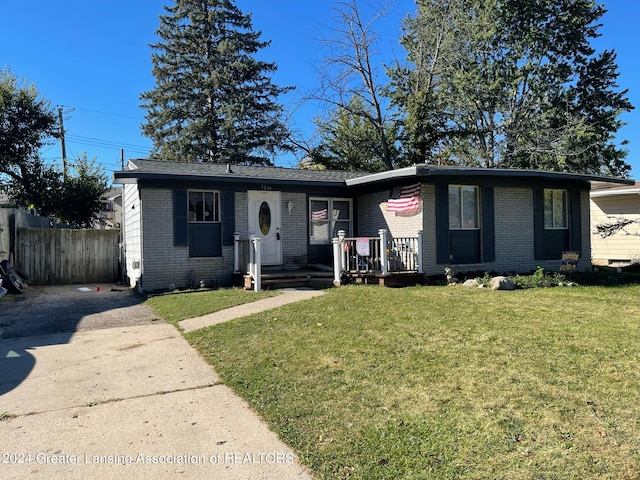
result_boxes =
[233,232,241,273]
[252,236,262,292]
[416,230,423,274]
[379,229,388,276]
[332,237,342,286]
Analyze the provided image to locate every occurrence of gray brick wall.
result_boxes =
[127,183,591,291]
[421,186,591,276]
[235,191,248,237]
[139,187,234,292]
[491,187,535,273]
[281,192,308,269]
[358,186,424,237]
[420,184,439,275]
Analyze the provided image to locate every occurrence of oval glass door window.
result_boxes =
[259,201,271,235]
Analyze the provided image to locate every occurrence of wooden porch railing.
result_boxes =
[235,229,423,291]
[332,229,423,286]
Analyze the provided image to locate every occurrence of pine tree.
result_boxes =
[140,0,292,164]
[389,0,633,176]
[311,97,401,173]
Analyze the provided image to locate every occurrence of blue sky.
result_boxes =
[1,1,638,181]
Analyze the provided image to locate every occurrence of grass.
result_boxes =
[183,284,640,479]
[145,287,280,328]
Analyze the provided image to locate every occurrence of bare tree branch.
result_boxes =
[309,0,397,170]
[594,217,640,238]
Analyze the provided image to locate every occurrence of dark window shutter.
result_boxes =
[482,186,495,262]
[222,191,235,247]
[174,189,188,246]
[571,190,582,252]
[533,188,544,260]
[189,224,221,257]
[450,230,481,264]
[436,184,450,264]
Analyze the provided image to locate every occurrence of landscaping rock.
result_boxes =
[489,276,515,290]
[463,279,480,287]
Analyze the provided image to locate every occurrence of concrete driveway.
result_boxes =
[0,285,313,479]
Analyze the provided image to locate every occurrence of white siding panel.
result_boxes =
[590,195,640,265]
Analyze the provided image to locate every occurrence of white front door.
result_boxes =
[248,190,282,265]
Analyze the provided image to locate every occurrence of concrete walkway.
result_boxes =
[179,288,325,333]
[0,288,324,480]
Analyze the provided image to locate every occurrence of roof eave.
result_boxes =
[590,187,640,198]
[346,165,634,188]
[345,165,419,186]
[112,171,350,188]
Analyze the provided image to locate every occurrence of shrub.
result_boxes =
[509,266,568,289]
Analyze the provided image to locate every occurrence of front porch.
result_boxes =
[234,229,424,290]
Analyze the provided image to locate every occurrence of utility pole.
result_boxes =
[58,106,68,180]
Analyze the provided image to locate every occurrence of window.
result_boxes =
[101,201,114,212]
[188,190,221,257]
[437,184,495,265]
[448,186,478,229]
[189,191,219,223]
[309,198,352,244]
[543,189,567,229]
[534,188,578,261]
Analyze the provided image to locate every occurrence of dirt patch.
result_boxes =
[0,284,163,339]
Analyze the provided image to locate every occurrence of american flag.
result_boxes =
[311,208,328,220]
[387,183,421,213]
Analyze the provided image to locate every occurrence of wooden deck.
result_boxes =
[235,268,335,290]
[343,270,424,287]
[235,230,424,291]
[235,268,424,290]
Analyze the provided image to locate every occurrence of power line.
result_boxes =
[60,104,145,121]
[51,104,152,160]
[66,134,150,151]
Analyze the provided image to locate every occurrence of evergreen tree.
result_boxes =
[311,97,401,173]
[389,0,633,176]
[387,0,476,166]
[140,0,292,165]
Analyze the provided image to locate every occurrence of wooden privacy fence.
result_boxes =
[17,228,119,285]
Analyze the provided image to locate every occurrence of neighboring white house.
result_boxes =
[97,188,122,229]
[590,182,640,266]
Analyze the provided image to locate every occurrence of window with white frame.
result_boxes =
[543,189,567,229]
[189,191,220,223]
[309,198,352,244]
[448,185,479,229]
[187,190,221,257]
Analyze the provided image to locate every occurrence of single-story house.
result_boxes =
[114,159,633,292]
[590,182,640,266]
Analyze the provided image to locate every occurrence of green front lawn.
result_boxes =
[146,287,279,328]
[182,285,640,479]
